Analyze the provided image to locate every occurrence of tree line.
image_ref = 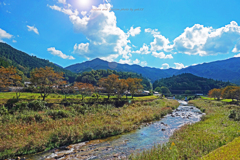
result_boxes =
[208,86,240,101]
[0,66,143,101]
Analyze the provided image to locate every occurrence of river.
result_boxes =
[25,100,204,160]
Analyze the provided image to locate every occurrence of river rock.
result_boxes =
[161,128,166,131]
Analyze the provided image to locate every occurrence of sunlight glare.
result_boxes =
[78,0,90,7]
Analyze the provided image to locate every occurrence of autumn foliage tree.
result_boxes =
[126,78,143,98]
[115,79,128,99]
[221,86,239,101]
[58,81,73,99]
[74,82,94,101]
[0,66,22,99]
[98,74,119,99]
[30,67,64,101]
[208,88,222,100]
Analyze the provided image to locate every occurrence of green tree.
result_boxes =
[161,86,171,96]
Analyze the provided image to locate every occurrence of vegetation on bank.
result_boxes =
[131,99,240,160]
[0,98,179,159]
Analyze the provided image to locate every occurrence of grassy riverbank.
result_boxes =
[0,98,178,159]
[131,99,240,160]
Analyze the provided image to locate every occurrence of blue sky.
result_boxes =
[1,0,240,69]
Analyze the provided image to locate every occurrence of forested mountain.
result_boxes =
[65,57,240,84]
[0,42,76,82]
[75,69,151,90]
[153,73,234,94]
[65,58,172,82]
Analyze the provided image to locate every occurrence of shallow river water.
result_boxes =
[26,100,204,160]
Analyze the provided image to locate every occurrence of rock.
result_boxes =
[171,114,175,117]
[113,153,120,157]
[161,128,166,131]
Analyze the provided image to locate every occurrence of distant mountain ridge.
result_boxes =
[65,57,240,84]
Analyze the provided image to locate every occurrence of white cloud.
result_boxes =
[133,59,140,64]
[49,2,131,61]
[150,34,173,52]
[161,63,170,69]
[48,4,79,16]
[140,61,147,66]
[127,27,141,37]
[47,47,75,60]
[99,54,119,62]
[145,28,160,35]
[152,51,173,59]
[174,21,240,56]
[58,0,66,4]
[119,59,132,64]
[174,63,185,69]
[132,43,150,54]
[232,40,240,53]
[12,40,17,43]
[0,28,12,42]
[81,11,87,16]
[73,43,89,54]
[27,25,39,35]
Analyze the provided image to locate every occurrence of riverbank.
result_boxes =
[131,99,240,159]
[0,98,179,159]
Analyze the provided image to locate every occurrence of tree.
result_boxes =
[221,86,238,101]
[58,81,73,99]
[154,87,161,93]
[30,67,64,101]
[115,79,128,99]
[208,88,221,100]
[0,66,22,99]
[98,74,119,99]
[74,82,94,101]
[233,87,240,102]
[161,86,171,96]
[126,78,143,98]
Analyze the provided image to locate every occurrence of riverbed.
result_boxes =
[26,100,204,160]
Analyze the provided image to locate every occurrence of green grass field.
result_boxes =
[200,96,233,102]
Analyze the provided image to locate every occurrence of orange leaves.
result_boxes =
[0,66,22,89]
[208,88,222,100]
[74,82,94,100]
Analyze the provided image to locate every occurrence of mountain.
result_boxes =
[153,73,234,94]
[0,42,76,82]
[65,57,240,84]
[65,58,173,82]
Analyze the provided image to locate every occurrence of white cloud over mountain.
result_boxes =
[152,51,173,59]
[161,63,170,69]
[0,28,12,42]
[47,47,75,60]
[174,62,185,69]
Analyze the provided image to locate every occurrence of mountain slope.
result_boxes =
[65,58,173,82]
[0,42,76,82]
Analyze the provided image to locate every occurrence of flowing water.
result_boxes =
[25,100,204,160]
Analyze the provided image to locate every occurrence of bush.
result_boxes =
[229,109,240,121]
[0,105,8,116]
[13,101,29,112]
[16,114,35,124]
[46,110,73,120]
[28,100,47,111]
[70,104,87,114]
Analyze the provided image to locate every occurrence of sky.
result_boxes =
[1,0,240,69]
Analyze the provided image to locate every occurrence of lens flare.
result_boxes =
[78,0,90,7]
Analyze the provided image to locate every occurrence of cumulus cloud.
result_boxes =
[152,51,173,59]
[47,47,75,60]
[232,40,240,53]
[132,43,150,54]
[99,54,119,62]
[133,59,140,64]
[48,4,78,16]
[127,27,141,37]
[73,43,89,55]
[174,63,185,69]
[0,28,12,42]
[161,63,170,69]
[140,61,147,66]
[27,25,39,35]
[119,59,132,64]
[49,2,132,61]
[174,21,240,56]
[58,0,66,4]
[145,28,160,35]
[81,11,87,16]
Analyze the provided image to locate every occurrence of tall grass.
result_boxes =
[0,99,179,159]
[131,99,240,160]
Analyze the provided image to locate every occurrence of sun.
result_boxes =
[78,0,90,7]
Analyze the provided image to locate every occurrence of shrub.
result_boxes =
[16,114,35,124]
[46,110,73,120]
[70,104,87,114]
[34,114,43,123]
[28,100,47,111]
[229,109,240,121]
[0,105,8,116]
[13,101,29,112]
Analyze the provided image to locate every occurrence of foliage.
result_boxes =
[160,86,171,96]
[75,69,151,90]
[74,82,94,101]
[228,109,240,121]
[126,78,143,98]
[28,100,47,111]
[30,67,64,100]
[208,88,221,100]
[153,73,234,94]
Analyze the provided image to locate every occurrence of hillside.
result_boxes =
[65,57,240,84]
[75,69,152,90]
[153,73,234,94]
[0,42,76,82]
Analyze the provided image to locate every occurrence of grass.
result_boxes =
[0,92,159,104]
[200,96,233,102]
[202,136,240,160]
[130,99,240,160]
[0,98,178,159]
